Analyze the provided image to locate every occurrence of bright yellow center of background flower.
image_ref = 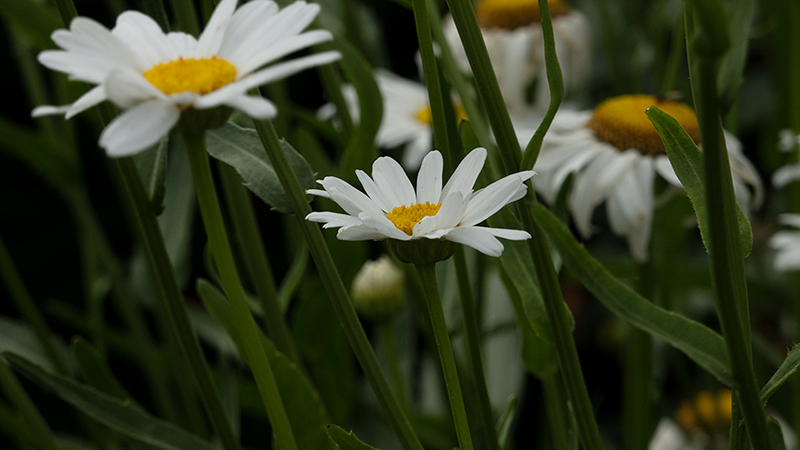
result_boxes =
[475,0,571,30]
[386,202,442,235]
[586,94,700,156]
[144,57,237,95]
[415,105,469,125]
[675,389,732,432]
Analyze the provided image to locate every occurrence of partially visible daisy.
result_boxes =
[772,129,800,188]
[769,214,800,272]
[305,147,534,257]
[778,128,800,152]
[442,0,591,114]
[319,70,467,170]
[34,0,340,156]
[531,95,763,261]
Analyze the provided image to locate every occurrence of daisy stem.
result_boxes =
[453,247,500,450]
[686,6,772,447]
[379,322,407,409]
[251,118,425,450]
[415,263,475,450]
[412,0,451,170]
[623,262,654,450]
[217,163,302,365]
[0,356,61,450]
[183,132,298,450]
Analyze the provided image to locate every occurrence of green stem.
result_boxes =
[317,64,354,146]
[168,0,200,36]
[412,0,451,170]
[183,133,298,450]
[542,373,570,450]
[453,248,499,450]
[379,322,407,408]
[687,14,771,448]
[217,163,301,364]
[252,119,424,450]
[0,234,69,374]
[0,357,61,450]
[623,262,654,450]
[415,263,474,450]
[660,13,686,93]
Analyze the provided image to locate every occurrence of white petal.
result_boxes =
[356,170,393,212]
[772,163,800,189]
[359,212,412,241]
[477,226,531,240]
[779,214,800,229]
[338,225,388,241]
[32,104,72,117]
[445,226,505,257]
[66,85,108,119]
[112,11,172,67]
[305,211,361,228]
[400,133,433,170]
[232,30,334,77]
[654,154,682,188]
[306,188,330,198]
[194,0,237,57]
[441,147,487,199]
[416,151,443,204]
[99,99,179,157]
[38,50,120,84]
[221,94,277,118]
[218,1,280,59]
[166,32,198,57]
[606,158,655,261]
[317,176,384,217]
[461,170,535,227]
[105,69,165,108]
[413,191,468,237]
[372,156,417,207]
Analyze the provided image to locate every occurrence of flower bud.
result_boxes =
[352,256,406,321]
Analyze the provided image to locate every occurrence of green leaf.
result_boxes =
[328,425,380,450]
[206,121,315,214]
[4,353,219,450]
[531,204,735,386]
[495,396,517,450]
[325,38,382,175]
[716,0,755,114]
[72,337,133,403]
[134,135,169,216]
[0,315,69,374]
[646,106,753,256]
[196,280,337,450]
[0,0,61,51]
[760,344,800,404]
[768,418,788,450]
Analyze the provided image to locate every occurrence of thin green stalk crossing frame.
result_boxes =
[183,133,298,450]
[0,357,61,450]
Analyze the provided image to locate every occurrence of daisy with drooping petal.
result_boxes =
[442,0,591,114]
[34,0,340,156]
[769,214,800,272]
[319,70,467,170]
[305,147,534,258]
[530,95,763,261]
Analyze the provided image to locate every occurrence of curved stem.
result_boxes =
[183,133,298,450]
[415,263,474,450]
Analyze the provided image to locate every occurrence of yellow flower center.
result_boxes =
[143,56,237,95]
[386,202,442,235]
[415,105,469,125]
[586,94,700,156]
[475,0,571,30]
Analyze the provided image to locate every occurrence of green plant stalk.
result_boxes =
[183,133,298,450]
[661,14,686,93]
[168,0,200,36]
[217,163,301,364]
[520,0,564,171]
[415,263,474,450]
[729,395,748,450]
[252,118,425,450]
[412,0,451,170]
[453,248,499,450]
[379,322,407,408]
[542,373,569,450]
[0,357,61,450]
[444,1,604,447]
[623,261,654,450]
[0,234,69,374]
[317,63,354,146]
[691,53,772,450]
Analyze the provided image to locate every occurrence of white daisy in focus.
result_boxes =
[532,95,763,261]
[320,70,467,170]
[770,214,800,272]
[305,147,534,258]
[34,0,340,156]
[442,0,591,114]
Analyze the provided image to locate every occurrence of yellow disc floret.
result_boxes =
[415,105,469,125]
[144,56,237,95]
[586,94,700,156]
[475,0,571,30]
[386,202,442,235]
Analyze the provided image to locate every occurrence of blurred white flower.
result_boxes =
[778,128,800,152]
[773,129,800,188]
[648,419,700,450]
[531,95,762,261]
[442,0,591,114]
[351,255,406,320]
[34,0,339,156]
[306,147,534,257]
[770,214,800,272]
[319,70,467,170]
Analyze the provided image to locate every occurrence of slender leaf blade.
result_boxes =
[760,344,800,404]
[72,337,133,403]
[531,204,735,386]
[716,0,755,114]
[134,135,169,216]
[327,425,380,450]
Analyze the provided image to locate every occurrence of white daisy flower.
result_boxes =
[778,128,800,152]
[320,70,467,170]
[769,214,800,272]
[442,0,591,114]
[531,95,763,261]
[33,0,340,156]
[305,147,534,258]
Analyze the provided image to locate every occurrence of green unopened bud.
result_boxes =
[391,239,456,265]
[352,255,406,321]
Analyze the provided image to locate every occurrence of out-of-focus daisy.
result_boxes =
[319,70,467,170]
[34,0,340,156]
[531,95,762,261]
[770,214,800,272]
[442,0,591,113]
[772,129,800,188]
[305,147,534,257]
[778,128,800,152]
